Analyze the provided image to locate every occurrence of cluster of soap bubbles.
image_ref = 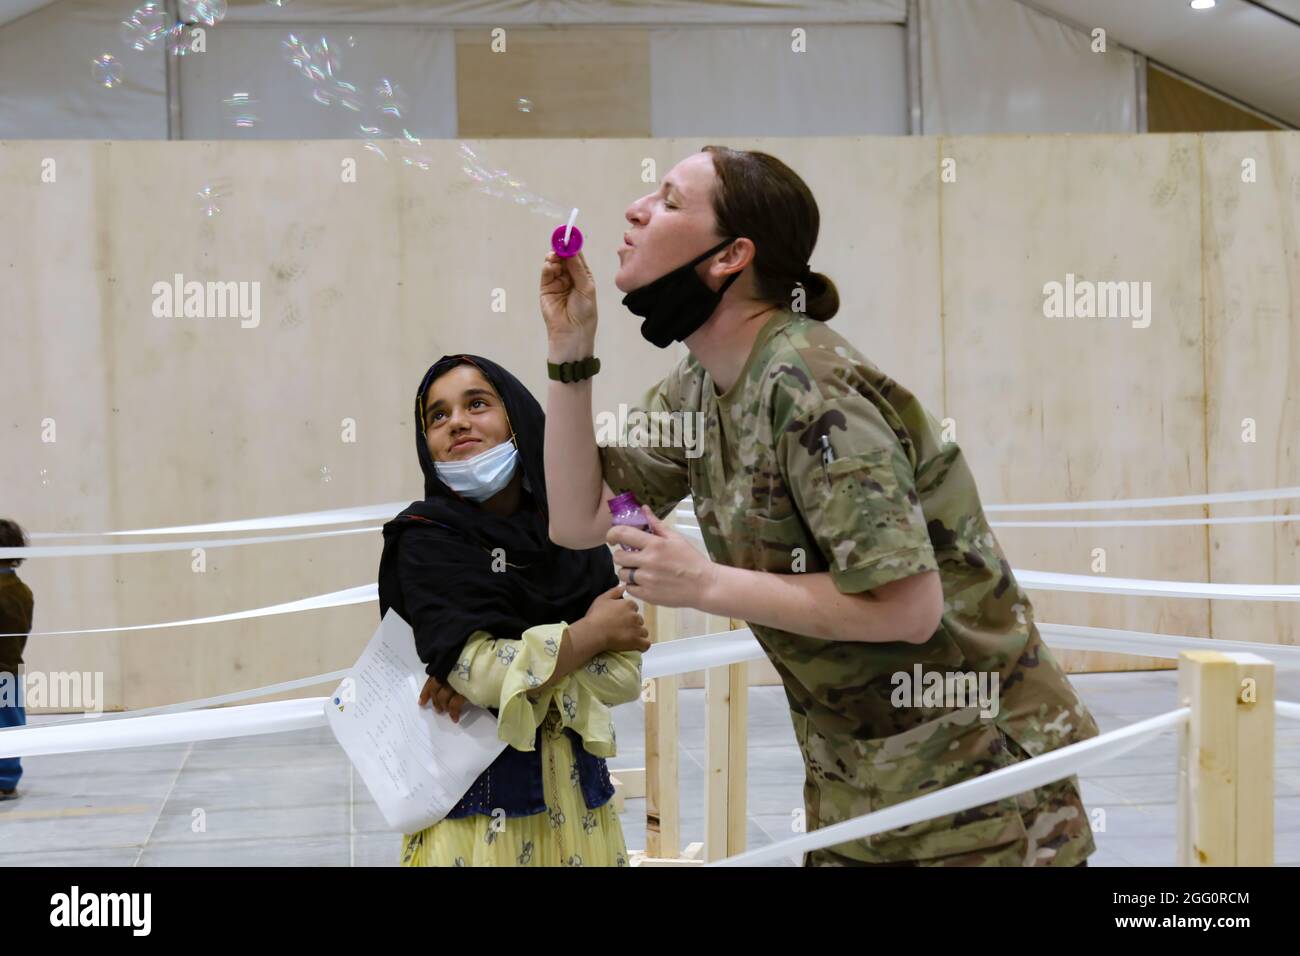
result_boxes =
[458,143,568,220]
[280,32,432,167]
[282,34,353,106]
[102,0,229,88]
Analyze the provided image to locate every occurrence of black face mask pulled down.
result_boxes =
[621,236,740,348]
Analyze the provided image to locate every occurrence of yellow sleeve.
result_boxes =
[445,624,640,759]
[572,650,643,708]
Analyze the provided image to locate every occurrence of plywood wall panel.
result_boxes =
[1202,132,1300,650]
[939,134,1210,672]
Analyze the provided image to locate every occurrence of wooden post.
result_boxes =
[726,618,749,856]
[1176,650,1274,866]
[642,599,679,859]
[703,655,729,860]
[1229,653,1274,865]
[702,614,749,861]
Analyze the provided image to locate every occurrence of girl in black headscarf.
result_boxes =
[377,354,648,867]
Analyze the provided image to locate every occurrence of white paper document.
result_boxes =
[327,609,508,833]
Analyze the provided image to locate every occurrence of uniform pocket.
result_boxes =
[824,447,913,510]
[799,707,1028,863]
[740,510,815,575]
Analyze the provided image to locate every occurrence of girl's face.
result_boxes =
[423,365,512,463]
[615,151,724,294]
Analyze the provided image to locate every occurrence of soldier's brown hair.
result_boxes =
[700,145,840,323]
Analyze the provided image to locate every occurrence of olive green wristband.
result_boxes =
[547,356,601,383]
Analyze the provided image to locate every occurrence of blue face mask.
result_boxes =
[434,438,520,502]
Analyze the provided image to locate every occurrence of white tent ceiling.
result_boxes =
[0,0,59,28]
[1024,0,1300,126]
[0,0,1296,126]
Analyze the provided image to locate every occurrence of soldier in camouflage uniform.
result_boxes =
[598,307,1099,866]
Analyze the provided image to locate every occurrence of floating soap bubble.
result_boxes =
[223,92,258,128]
[373,78,407,119]
[332,79,362,112]
[320,466,332,484]
[196,180,230,217]
[362,142,387,161]
[166,22,198,56]
[39,468,50,488]
[266,0,291,6]
[314,37,341,78]
[179,0,226,26]
[282,33,313,77]
[455,142,568,220]
[516,97,533,113]
[92,54,123,88]
[118,2,166,53]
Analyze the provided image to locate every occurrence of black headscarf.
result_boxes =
[376,354,617,682]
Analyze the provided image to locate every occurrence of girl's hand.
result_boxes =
[607,505,720,610]
[418,675,467,723]
[580,583,650,653]
[540,249,598,356]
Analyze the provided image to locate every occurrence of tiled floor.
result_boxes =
[2,669,1298,866]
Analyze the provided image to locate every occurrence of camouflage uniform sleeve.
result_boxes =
[778,381,939,595]
[597,368,690,521]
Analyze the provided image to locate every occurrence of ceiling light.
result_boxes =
[1190,0,1216,10]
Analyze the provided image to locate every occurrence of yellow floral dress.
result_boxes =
[400,622,641,867]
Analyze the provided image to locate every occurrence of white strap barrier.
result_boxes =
[1278,702,1300,722]
[707,708,1190,866]
[983,486,1300,513]
[989,515,1300,529]
[27,503,407,538]
[1038,623,1300,668]
[4,585,377,637]
[3,526,379,559]
[1015,570,1300,602]
[9,483,1299,547]
[33,669,353,728]
[0,697,330,758]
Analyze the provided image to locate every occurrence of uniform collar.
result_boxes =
[713,307,794,405]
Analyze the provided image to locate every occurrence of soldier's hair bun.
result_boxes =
[800,270,839,323]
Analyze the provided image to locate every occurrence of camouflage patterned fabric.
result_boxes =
[599,308,1099,866]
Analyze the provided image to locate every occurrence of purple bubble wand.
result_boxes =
[551,207,583,258]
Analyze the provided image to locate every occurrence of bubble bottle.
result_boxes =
[607,491,651,551]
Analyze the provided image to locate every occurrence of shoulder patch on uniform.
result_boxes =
[785,408,848,456]
[767,363,811,390]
